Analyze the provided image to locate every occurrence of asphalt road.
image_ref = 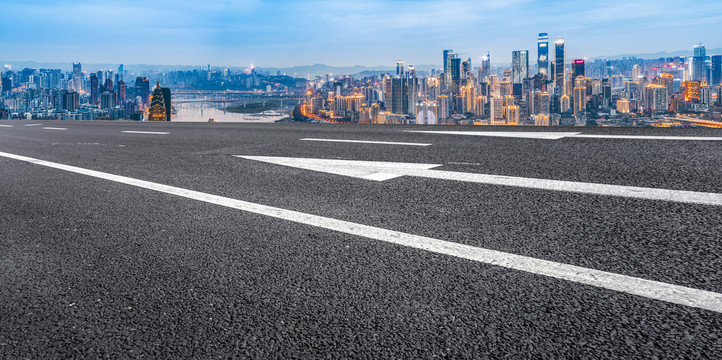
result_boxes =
[1,120,721,358]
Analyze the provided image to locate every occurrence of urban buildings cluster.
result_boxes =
[2,35,722,127]
[299,37,722,126]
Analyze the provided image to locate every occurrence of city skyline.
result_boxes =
[2,0,721,67]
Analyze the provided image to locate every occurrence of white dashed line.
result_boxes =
[406,130,722,141]
[0,125,13,127]
[42,127,68,131]
[300,138,432,146]
[121,131,170,135]
[0,150,721,314]
[25,124,42,127]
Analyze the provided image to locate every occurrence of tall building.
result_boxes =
[554,39,565,95]
[443,50,456,91]
[135,77,150,105]
[538,33,549,76]
[384,77,409,114]
[480,53,491,80]
[644,84,668,114]
[118,64,124,81]
[632,64,641,80]
[573,86,586,115]
[118,80,126,104]
[692,44,708,82]
[683,81,701,102]
[711,55,722,87]
[72,62,82,93]
[396,60,405,78]
[90,74,99,105]
[512,50,529,84]
[490,97,504,125]
[571,59,585,79]
[450,57,461,95]
[100,91,117,110]
[148,82,171,121]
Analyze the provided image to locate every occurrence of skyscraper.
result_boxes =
[538,33,549,76]
[443,50,456,91]
[711,55,721,87]
[692,44,708,82]
[554,39,565,95]
[72,62,82,93]
[90,74,99,105]
[396,60,405,78]
[571,59,585,79]
[148,82,171,121]
[512,51,529,84]
[480,53,491,80]
[135,77,150,105]
[450,57,461,95]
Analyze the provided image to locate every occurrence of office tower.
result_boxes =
[135,77,150,105]
[538,33,549,76]
[437,95,450,120]
[461,84,476,114]
[118,80,126,103]
[692,44,708,82]
[700,85,712,106]
[62,91,80,112]
[573,86,585,115]
[571,59,585,79]
[711,55,722,87]
[480,53,491,80]
[450,57,461,95]
[72,62,82,93]
[1,77,10,92]
[512,50,529,84]
[443,50,456,91]
[384,77,409,114]
[490,97,504,125]
[100,91,117,109]
[407,66,417,114]
[396,60,405,78]
[90,74,99,105]
[104,78,113,93]
[717,85,722,106]
[461,60,470,79]
[683,81,701,101]
[118,64,124,81]
[554,39,565,95]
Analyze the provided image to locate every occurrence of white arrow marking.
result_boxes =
[300,138,432,146]
[237,156,722,206]
[406,130,722,141]
[1,150,722,313]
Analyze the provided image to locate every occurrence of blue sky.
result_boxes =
[1,0,721,67]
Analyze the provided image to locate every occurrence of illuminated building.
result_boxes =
[533,114,549,126]
[632,64,641,80]
[531,91,550,115]
[443,50,456,92]
[384,77,409,114]
[573,86,585,115]
[416,101,438,125]
[644,84,668,114]
[538,33,549,76]
[505,105,520,124]
[683,81,701,101]
[461,60,471,79]
[554,38,565,95]
[148,82,171,121]
[72,62,82,93]
[560,94,570,113]
[512,50,529,96]
[118,80,126,104]
[461,84,476,114]
[474,96,485,117]
[450,57,461,95]
[480,53,491,80]
[571,59,585,79]
[490,97,504,125]
[437,95,450,120]
[617,98,630,113]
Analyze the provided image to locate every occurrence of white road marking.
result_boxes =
[1,150,721,313]
[0,124,13,127]
[406,130,722,141]
[238,156,722,206]
[121,131,170,135]
[42,127,67,131]
[300,138,432,146]
[25,124,42,127]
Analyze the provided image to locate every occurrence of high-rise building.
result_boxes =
[443,50,456,91]
[617,98,630,113]
[717,85,722,106]
[100,91,117,110]
[396,60,405,78]
[632,64,641,80]
[573,86,586,115]
[480,53,491,80]
[554,39,565,95]
[72,62,82,93]
[384,77,409,114]
[692,44,708,82]
[90,74,99,105]
[118,80,126,104]
[683,81,701,102]
[711,55,722,87]
[700,85,712,106]
[538,33,549,76]
[644,84,668,114]
[571,59,585,79]
[118,64,124,81]
[148,82,171,121]
[450,57,461,95]
[512,50,529,85]
[490,97,504,125]
[135,77,150,105]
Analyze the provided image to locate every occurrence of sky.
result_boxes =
[1,0,721,68]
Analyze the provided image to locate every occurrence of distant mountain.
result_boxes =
[595,48,722,60]
[257,63,442,77]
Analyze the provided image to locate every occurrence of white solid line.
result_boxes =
[300,138,432,146]
[238,156,722,206]
[1,150,721,313]
[406,130,722,141]
[0,124,13,127]
[570,134,722,141]
[42,127,67,131]
[121,131,170,135]
[25,124,42,127]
